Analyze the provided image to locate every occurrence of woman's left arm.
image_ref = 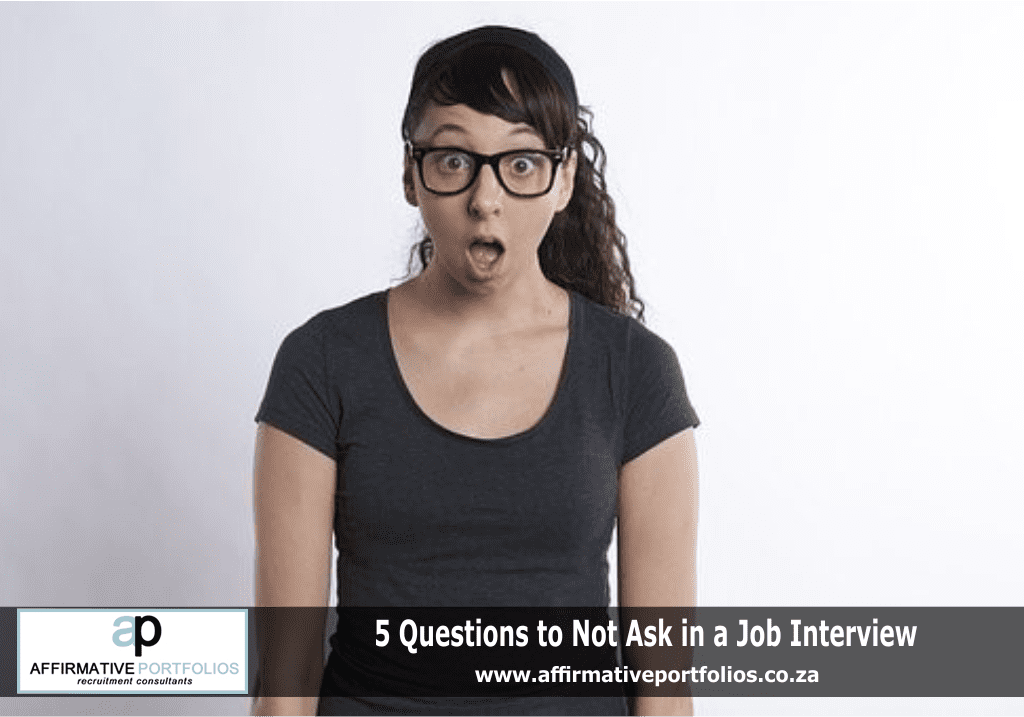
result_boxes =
[618,427,699,716]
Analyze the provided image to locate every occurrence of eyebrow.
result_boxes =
[425,123,541,142]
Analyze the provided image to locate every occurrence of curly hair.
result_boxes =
[400,38,645,321]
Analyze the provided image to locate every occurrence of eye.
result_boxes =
[430,150,473,174]
[507,153,542,176]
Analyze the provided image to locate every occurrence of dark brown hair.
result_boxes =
[401,38,645,321]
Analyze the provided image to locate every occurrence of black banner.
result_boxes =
[5,607,1023,698]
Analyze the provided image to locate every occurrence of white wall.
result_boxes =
[2,3,1022,715]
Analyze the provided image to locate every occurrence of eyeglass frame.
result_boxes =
[406,142,572,198]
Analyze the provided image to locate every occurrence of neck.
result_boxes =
[409,261,566,328]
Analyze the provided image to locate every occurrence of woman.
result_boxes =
[253,25,699,716]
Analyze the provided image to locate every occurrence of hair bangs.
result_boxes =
[405,44,575,150]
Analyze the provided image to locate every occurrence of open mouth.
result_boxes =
[468,237,505,266]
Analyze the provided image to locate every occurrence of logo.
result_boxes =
[18,608,248,694]
[111,615,162,656]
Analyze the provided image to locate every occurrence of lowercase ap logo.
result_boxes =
[112,615,162,656]
[18,608,247,694]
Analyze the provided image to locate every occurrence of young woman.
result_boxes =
[253,25,699,716]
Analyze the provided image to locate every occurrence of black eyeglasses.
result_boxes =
[407,143,570,198]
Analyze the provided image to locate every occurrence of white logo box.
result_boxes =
[18,608,248,694]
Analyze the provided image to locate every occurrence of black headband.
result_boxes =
[410,25,579,115]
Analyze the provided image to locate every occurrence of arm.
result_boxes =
[252,422,337,716]
[618,428,699,716]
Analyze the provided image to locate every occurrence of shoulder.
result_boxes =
[267,290,386,380]
[572,291,678,368]
[274,290,385,361]
[572,293,697,464]
[295,290,385,342]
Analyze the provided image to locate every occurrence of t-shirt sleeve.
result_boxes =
[620,322,699,465]
[254,317,340,460]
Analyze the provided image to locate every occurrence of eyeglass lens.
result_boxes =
[421,150,555,196]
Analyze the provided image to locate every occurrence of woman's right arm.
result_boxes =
[252,422,337,716]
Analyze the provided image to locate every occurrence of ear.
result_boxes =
[554,149,577,213]
[403,154,419,207]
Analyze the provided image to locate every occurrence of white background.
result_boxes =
[2,3,1022,715]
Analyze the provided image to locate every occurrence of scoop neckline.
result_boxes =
[378,287,577,446]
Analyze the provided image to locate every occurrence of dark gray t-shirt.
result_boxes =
[255,289,698,714]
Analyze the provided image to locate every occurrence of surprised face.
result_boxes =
[405,102,576,293]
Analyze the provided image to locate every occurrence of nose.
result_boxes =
[467,163,504,217]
